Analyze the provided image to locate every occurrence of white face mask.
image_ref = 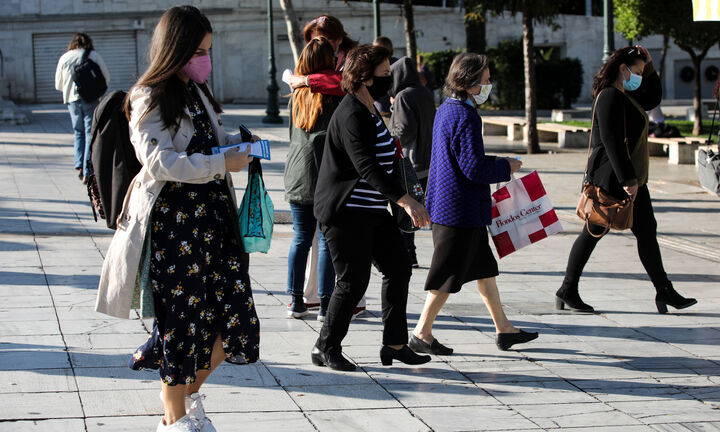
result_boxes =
[472,84,493,105]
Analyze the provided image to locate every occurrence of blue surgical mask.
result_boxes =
[623,70,642,91]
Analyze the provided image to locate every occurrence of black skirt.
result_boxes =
[424,223,499,294]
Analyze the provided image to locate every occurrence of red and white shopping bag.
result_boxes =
[489,170,563,258]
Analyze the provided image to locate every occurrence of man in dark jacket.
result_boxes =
[389,56,436,267]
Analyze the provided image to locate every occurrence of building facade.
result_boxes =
[0,0,465,104]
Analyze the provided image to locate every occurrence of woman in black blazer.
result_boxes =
[557,45,697,314]
[312,44,431,371]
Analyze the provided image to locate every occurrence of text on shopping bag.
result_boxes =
[489,170,563,258]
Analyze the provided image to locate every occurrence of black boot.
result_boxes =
[555,283,595,313]
[311,346,356,371]
[655,284,697,314]
[379,345,431,366]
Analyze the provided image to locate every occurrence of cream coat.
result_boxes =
[95,84,245,319]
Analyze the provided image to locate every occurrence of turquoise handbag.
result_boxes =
[238,159,274,253]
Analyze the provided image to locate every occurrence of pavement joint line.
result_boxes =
[23,138,92,431]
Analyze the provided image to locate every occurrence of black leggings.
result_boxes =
[563,185,670,290]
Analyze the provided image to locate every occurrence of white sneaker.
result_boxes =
[156,415,199,432]
[186,392,217,432]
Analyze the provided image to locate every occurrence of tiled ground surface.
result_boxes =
[0,105,718,431]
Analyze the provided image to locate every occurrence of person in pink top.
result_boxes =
[289,15,357,96]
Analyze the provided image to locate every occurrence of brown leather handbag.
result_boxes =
[575,92,634,238]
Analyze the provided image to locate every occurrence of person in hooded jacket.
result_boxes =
[388,56,436,267]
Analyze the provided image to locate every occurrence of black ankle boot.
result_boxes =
[311,346,356,371]
[555,284,595,313]
[655,284,697,314]
[380,345,431,366]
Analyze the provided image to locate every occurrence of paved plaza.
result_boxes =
[1,104,719,431]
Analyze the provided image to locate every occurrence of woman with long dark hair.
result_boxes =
[312,45,431,371]
[556,45,697,314]
[96,6,259,431]
[284,37,342,320]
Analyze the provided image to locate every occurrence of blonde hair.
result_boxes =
[292,37,336,131]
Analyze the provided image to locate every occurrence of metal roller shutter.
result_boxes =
[33,31,138,103]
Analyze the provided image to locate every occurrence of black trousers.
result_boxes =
[563,184,670,290]
[316,210,412,354]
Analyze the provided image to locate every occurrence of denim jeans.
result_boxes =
[68,99,98,177]
[287,203,335,299]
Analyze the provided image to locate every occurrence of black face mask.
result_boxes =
[367,75,392,100]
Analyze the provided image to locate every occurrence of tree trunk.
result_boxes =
[402,0,417,62]
[279,0,304,65]
[658,34,669,79]
[692,53,702,136]
[522,10,540,154]
[464,6,486,54]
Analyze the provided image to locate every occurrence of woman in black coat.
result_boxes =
[311,44,431,371]
[556,45,697,314]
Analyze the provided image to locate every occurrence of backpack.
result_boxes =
[71,49,108,103]
[86,90,142,229]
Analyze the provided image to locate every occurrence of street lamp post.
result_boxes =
[373,0,381,39]
[262,0,282,124]
[602,0,615,62]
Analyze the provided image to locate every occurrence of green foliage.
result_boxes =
[614,0,720,53]
[486,39,583,109]
[614,0,652,41]
[467,0,570,27]
[486,39,524,109]
[419,48,465,92]
[536,58,584,109]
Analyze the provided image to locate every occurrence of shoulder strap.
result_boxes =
[81,49,90,61]
[583,91,602,183]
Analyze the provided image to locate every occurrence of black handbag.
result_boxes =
[391,140,425,233]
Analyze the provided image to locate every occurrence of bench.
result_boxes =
[482,116,525,141]
[536,123,590,148]
[647,136,702,164]
[550,108,591,122]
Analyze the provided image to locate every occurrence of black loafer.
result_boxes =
[408,335,454,355]
[495,329,539,351]
[311,346,356,371]
[380,345,431,366]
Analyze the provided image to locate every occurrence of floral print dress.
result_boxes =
[130,83,260,385]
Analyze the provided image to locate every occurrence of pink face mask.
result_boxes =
[181,54,212,83]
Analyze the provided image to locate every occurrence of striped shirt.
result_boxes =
[345,114,395,212]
